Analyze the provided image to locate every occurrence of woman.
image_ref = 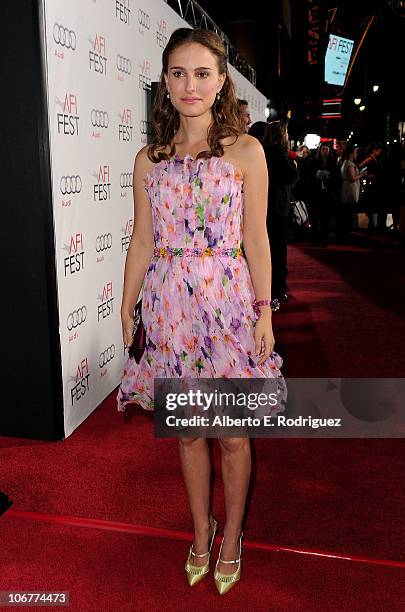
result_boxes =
[308,143,336,246]
[358,143,384,232]
[116,28,285,594]
[249,120,298,302]
[340,144,367,240]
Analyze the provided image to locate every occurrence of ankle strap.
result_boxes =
[218,556,242,564]
[190,546,210,558]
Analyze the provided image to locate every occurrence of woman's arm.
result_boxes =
[121,147,155,345]
[240,136,275,363]
[347,164,365,182]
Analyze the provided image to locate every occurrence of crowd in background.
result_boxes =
[237,98,404,305]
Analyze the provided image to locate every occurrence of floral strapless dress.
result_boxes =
[117,154,285,412]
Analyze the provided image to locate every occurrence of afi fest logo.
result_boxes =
[63,232,85,276]
[97,282,114,321]
[115,0,131,24]
[56,93,79,135]
[138,58,151,90]
[70,357,90,405]
[138,8,150,34]
[93,165,111,201]
[118,108,133,141]
[89,33,107,75]
[121,218,133,252]
[53,22,76,60]
[156,19,167,48]
[120,171,133,198]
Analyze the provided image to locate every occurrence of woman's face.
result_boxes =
[164,42,225,118]
[321,145,329,157]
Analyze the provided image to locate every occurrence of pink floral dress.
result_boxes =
[116,154,284,412]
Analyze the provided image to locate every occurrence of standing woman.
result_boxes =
[340,144,366,240]
[116,28,285,594]
[308,144,336,246]
[249,120,298,302]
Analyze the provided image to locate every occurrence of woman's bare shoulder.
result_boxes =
[223,134,264,173]
[133,145,157,176]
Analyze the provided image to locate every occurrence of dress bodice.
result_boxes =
[144,154,244,250]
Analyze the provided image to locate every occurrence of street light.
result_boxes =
[372,85,379,92]
[354,98,362,105]
[359,105,366,111]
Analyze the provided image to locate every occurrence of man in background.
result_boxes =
[237,99,251,133]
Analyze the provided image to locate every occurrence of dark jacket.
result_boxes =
[264,144,299,216]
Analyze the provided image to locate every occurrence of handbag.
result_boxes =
[128,300,146,363]
[290,200,309,227]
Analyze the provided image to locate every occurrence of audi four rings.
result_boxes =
[116,55,131,74]
[53,23,76,50]
[67,306,87,331]
[91,109,109,128]
[99,345,115,368]
[138,9,150,29]
[95,233,113,252]
[120,173,133,188]
[60,175,82,195]
[139,120,152,135]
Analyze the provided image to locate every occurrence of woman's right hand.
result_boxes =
[121,313,135,349]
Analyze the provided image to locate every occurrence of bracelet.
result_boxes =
[253,298,280,317]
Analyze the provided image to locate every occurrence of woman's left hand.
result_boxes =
[254,312,275,365]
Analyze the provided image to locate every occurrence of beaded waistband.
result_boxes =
[153,247,243,258]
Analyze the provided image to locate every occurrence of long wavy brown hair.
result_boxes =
[148,28,242,163]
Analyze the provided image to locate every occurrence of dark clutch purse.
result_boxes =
[128,300,146,363]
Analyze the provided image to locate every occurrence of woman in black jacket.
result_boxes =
[308,144,336,246]
[249,120,298,302]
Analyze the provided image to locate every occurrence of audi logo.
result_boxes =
[91,109,109,128]
[99,344,115,368]
[60,175,82,195]
[53,23,76,50]
[120,173,133,188]
[138,9,150,29]
[67,306,87,331]
[116,55,132,74]
[139,120,152,135]
[95,233,113,252]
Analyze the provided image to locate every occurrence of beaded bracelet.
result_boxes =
[253,298,280,317]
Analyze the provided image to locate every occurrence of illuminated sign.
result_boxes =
[321,98,342,119]
[325,34,354,85]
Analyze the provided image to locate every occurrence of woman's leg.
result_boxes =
[178,437,215,566]
[217,436,251,574]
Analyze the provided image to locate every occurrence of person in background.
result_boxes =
[293,145,312,205]
[333,140,349,241]
[237,99,251,133]
[298,144,310,159]
[339,144,367,242]
[249,120,298,302]
[308,143,336,247]
[358,143,384,233]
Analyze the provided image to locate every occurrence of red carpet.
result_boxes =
[1,242,405,610]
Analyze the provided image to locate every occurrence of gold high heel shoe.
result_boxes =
[185,517,218,586]
[214,532,243,595]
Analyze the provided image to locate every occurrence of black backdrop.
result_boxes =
[0,0,64,440]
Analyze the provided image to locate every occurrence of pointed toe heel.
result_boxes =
[214,532,243,595]
[185,518,218,586]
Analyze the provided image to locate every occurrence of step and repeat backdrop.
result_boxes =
[41,0,267,438]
